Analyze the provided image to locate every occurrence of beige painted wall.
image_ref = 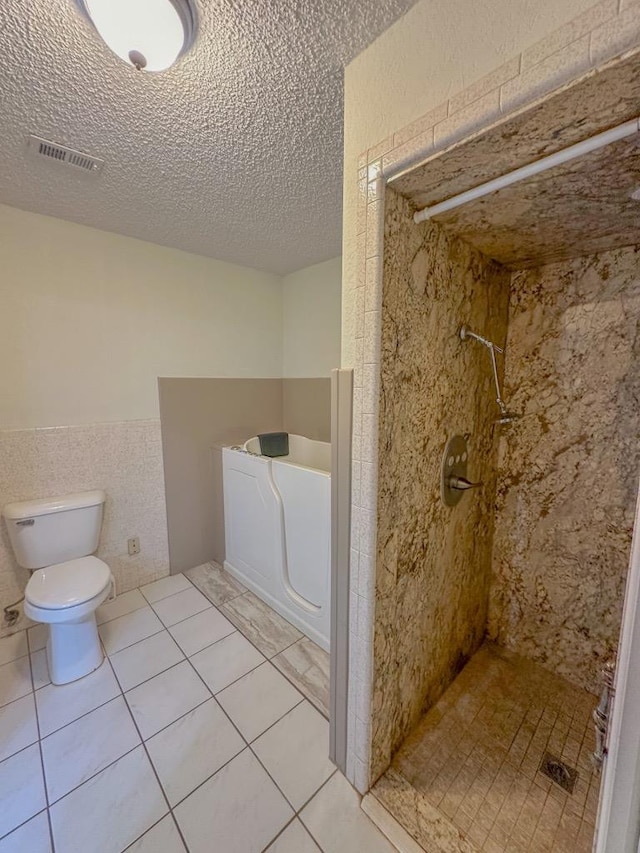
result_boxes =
[158,377,331,572]
[282,256,342,378]
[0,204,283,429]
[341,0,599,368]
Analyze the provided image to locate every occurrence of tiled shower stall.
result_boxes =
[345,3,640,851]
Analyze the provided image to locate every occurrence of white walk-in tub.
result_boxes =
[222,434,331,649]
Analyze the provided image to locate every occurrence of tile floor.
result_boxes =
[0,564,396,853]
[373,643,599,853]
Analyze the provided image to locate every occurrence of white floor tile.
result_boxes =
[110,630,184,692]
[41,696,140,803]
[140,574,191,604]
[27,624,48,653]
[0,694,38,762]
[174,748,293,853]
[35,659,120,737]
[152,588,211,628]
[97,589,147,625]
[0,810,51,853]
[30,650,51,690]
[253,701,335,809]
[50,746,167,853]
[190,631,265,694]
[146,698,244,806]
[0,743,47,837]
[217,662,302,742]
[98,607,164,655]
[125,815,186,852]
[0,632,28,666]
[265,819,321,852]
[125,661,210,739]
[0,655,32,708]
[168,608,235,657]
[300,773,397,853]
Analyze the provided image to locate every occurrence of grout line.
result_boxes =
[258,814,300,853]
[46,740,141,809]
[100,622,165,657]
[6,574,334,852]
[296,769,341,849]
[36,658,121,740]
[247,696,306,747]
[0,807,51,844]
[108,647,189,851]
[169,628,237,660]
[250,735,336,827]
[170,651,318,833]
[122,813,177,852]
[26,624,262,748]
[25,643,56,852]
[148,601,214,631]
[203,654,266,696]
[97,570,198,627]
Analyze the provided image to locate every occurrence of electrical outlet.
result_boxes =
[127,537,140,556]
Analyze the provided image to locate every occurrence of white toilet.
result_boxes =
[3,490,114,685]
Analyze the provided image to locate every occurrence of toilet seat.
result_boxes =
[26,556,112,609]
[24,556,114,626]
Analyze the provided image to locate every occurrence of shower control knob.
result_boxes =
[441,435,481,507]
[448,476,482,491]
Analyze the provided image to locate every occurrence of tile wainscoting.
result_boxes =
[0,420,170,637]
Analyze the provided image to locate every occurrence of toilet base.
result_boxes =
[46,615,104,685]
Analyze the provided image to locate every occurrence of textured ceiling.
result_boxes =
[0,0,417,274]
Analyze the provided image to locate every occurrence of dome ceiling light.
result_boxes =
[78,0,197,72]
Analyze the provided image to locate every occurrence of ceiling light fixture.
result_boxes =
[78,0,197,72]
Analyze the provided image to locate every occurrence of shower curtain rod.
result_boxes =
[413,116,640,224]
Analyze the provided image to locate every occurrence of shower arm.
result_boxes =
[459,326,508,416]
[487,342,508,416]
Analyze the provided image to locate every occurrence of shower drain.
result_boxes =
[540,753,578,793]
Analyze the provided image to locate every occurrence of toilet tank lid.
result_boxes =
[3,490,106,520]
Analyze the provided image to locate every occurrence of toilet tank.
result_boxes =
[2,490,106,569]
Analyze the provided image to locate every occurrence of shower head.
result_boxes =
[495,411,520,425]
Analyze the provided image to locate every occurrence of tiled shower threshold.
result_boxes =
[369,643,599,853]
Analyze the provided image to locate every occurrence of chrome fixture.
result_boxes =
[459,325,520,424]
[441,434,482,507]
[593,659,616,772]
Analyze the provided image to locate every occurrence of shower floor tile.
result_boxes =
[372,642,599,853]
[0,567,382,853]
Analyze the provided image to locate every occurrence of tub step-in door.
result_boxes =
[271,462,330,610]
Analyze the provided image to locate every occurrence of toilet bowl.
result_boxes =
[2,489,113,686]
[24,556,114,685]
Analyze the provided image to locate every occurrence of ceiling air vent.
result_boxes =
[27,135,104,175]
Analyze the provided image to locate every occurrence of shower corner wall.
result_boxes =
[487,248,640,695]
[370,187,512,781]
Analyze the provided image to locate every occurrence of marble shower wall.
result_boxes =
[0,420,170,637]
[489,246,640,693]
[371,189,511,780]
